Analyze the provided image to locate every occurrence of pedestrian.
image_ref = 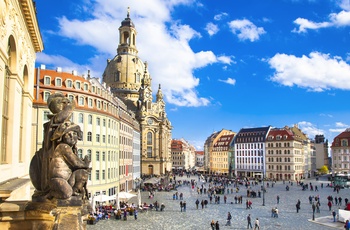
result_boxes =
[215,220,220,230]
[195,199,199,209]
[180,201,183,212]
[133,208,138,220]
[332,210,337,222]
[277,195,280,204]
[296,202,300,213]
[345,219,350,230]
[247,214,253,229]
[183,201,186,212]
[225,212,232,226]
[210,220,215,230]
[274,207,278,218]
[254,218,260,230]
[328,200,332,211]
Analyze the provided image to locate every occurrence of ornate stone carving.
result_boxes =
[30,93,90,200]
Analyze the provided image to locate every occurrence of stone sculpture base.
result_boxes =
[0,197,90,230]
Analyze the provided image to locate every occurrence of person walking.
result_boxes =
[332,210,337,222]
[195,199,199,209]
[247,214,253,229]
[254,218,260,230]
[183,201,186,212]
[274,207,279,218]
[133,208,138,220]
[215,220,220,230]
[225,212,232,226]
[296,199,301,213]
[328,200,332,211]
[277,195,280,204]
[180,201,183,212]
[210,220,215,230]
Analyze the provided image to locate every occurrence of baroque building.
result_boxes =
[102,10,172,175]
[0,0,43,200]
[211,133,235,175]
[331,128,350,175]
[32,66,140,196]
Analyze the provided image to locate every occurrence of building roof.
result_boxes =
[195,151,204,155]
[266,128,295,141]
[331,128,350,147]
[234,126,271,143]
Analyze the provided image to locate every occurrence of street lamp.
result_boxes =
[261,149,265,206]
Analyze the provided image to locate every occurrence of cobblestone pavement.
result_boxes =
[88,175,346,230]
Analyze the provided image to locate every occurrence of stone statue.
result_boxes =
[30,93,90,200]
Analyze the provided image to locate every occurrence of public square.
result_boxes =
[88,175,346,230]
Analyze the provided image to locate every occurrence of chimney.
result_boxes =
[72,70,77,76]
[40,64,46,69]
[56,67,62,72]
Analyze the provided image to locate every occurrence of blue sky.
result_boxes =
[35,0,350,150]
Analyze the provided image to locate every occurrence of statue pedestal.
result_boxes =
[0,197,90,230]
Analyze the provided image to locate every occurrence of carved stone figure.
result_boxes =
[30,93,90,200]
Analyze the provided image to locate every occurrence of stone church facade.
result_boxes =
[103,10,172,176]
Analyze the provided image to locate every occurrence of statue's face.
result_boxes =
[62,130,78,146]
[50,97,70,114]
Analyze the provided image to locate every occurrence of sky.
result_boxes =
[35,0,350,150]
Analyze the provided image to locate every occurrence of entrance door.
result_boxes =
[148,165,154,175]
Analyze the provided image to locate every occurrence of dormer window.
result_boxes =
[75,81,81,89]
[84,83,89,91]
[44,76,51,85]
[55,78,62,86]
[78,96,84,106]
[276,135,281,140]
[66,79,73,88]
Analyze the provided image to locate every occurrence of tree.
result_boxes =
[318,165,329,175]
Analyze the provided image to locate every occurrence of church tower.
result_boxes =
[103,7,144,111]
[103,8,173,176]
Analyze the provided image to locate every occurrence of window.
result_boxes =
[97,100,101,109]
[103,119,106,127]
[96,134,100,142]
[44,92,51,102]
[102,152,106,161]
[87,132,92,141]
[96,118,100,126]
[147,132,152,145]
[87,150,92,161]
[78,113,84,123]
[96,170,100,180]
[44,76,51,85]
[78,149,83,159]
[88,115,92,124]
[68,95,74,103]
[55,78,62,86]
[78,96,84,106]
[43,111,50,122]
[102,135,106,143]
[102,170,105,180]
[76,81,81,89]
[96,151,100,161]
[67,79,73,88]
[341,139,348,147]
[147,146,152,158]
[84,83,89,91]
[88,98,93,107]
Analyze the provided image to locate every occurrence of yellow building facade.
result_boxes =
[0,0,43,200]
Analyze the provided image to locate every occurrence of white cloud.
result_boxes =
[214,12,228,21]
[297,121,324,138]
[217,55,235,65]
[268,52,350,91]
[320,113,333,118]
[292,7,350,33]
[329,128,347,133]
[228,19,266,42]
[219,78,236,85]
[40,0,225,107]
[205,22,219,36]
[335,122,349,128]
[339,0,350,11]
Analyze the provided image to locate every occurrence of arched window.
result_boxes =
[147,132,152,145]
[88,115,92,124]
[87,149,92,161]
[78,113,84,123]
[147,132,153,158]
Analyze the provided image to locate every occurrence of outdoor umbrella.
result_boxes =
[118,191,137,201]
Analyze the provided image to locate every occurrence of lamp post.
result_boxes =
[261,149,265,206]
